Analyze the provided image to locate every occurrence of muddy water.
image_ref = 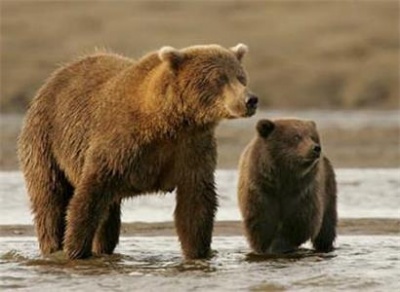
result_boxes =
[1,236,399,291]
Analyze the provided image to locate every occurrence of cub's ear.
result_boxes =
[230,43,248,62]
[308,120,317,129]
[256,119,275,138]
[158,46,184,70]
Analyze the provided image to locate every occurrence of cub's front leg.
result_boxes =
[239,186,280,254]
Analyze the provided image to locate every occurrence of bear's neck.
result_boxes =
[117,54,219,139]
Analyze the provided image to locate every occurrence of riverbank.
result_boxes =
[1,218,399,238]
[1,111,400,170]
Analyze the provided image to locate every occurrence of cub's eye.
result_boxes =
[293,134,302,142]
[312,135,320,143]
[237,74,247,85]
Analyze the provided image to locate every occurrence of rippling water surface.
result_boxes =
[1,167,399,291]
[1,236,399,291]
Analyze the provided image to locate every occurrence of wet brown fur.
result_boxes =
[18,44,256,260]
[238,119,337,254]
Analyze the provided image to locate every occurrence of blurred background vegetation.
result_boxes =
[0,0,399,170]
[1,0,399,112]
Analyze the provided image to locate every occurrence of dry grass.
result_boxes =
[1,0,399,112]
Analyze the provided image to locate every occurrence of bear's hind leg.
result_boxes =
[28,160,73,255]
[92,200,122,255]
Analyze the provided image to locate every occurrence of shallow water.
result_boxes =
[0,236,399,291]
[1,168,399,291]
[1,169,399,224]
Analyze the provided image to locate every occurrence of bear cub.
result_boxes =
[238,118,337,254]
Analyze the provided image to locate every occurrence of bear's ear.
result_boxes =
[230,43,248,62]
[256,119,275,138]
[158,46,184,70]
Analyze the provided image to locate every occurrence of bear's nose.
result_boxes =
[246,95,258,109]
[313,144,321,155]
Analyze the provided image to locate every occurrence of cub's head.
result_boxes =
[158,43,258,123]
[256,118,322,169]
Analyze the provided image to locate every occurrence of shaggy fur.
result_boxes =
[238,118,337,254]
[18,44,257,260]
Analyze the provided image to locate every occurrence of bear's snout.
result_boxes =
[244,94,258,117]
[245,94,258,109]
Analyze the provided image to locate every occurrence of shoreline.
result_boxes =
[2,112,400,170]
[1,219,398,237]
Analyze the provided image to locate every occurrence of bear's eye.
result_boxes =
[237,74,247,85]
[217,74,229,86]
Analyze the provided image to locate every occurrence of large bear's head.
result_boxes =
[256,119,322,170]
[158,44,258,123]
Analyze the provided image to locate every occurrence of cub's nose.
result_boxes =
[313,144,321,155]
[246,94,258,109]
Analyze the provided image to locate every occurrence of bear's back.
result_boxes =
[41,53,133,104]
[20,53,134,185]
[31,52,134,145]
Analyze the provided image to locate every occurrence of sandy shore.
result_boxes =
[1,219,398,238]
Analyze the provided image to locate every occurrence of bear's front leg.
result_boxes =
[175,173,217,260]
[64,170,113,259]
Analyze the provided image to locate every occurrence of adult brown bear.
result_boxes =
[18,44,258,260]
